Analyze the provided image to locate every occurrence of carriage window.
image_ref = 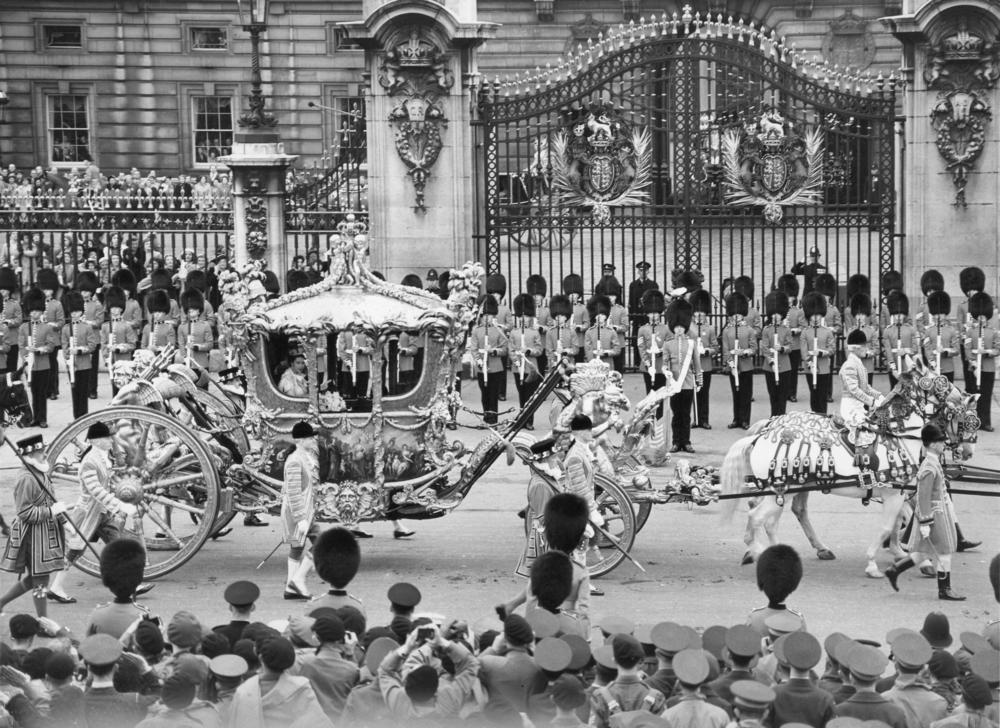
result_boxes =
[384,331,427,398]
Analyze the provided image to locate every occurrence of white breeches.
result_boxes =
[840,398,868,428]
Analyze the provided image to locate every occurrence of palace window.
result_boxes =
[44,25,82,48]
[192,96,234,165]
[191,27,229,50]
[47,95,91,165]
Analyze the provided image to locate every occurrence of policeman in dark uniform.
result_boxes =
[628,261,658,367]
[791,246,827,294]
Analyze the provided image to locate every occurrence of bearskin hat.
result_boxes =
[286,269,310,292]
[846,274,869,303]
[147,289,172,315]
[36,268,59,292]
[437,270,450,300]
[262,271,279,296]
[587,294,611,319]
[802,291,828,319]
[104,286,127,312]
[921,270,945,296]
[970,291,994,321]
[595,276,622,301]
[486,274,507,296]
[764,290,790,319]
[675,270,704,293]
[690,289,712,315]
[814,273,837,298]
[777,274,799,299]
[725,292,749,317]
[480,293,499,317]
[100,538,147,601]
[667,299,693,332]
[185,269,208,293]
[23,288,46,314]
[313,527,361,589]
[850,294,872,318]
[0,268,17,294]
[112,268,137,296]
[543,492,589,553]
[881,270,903,294]
[734,276,754,301]
[526,274,547,297]
[150,269,173,292]
[548,294,572,319]
[513,293,536,318]
[960,267,986,295]
[561,274,584,297]
[76,271,100,295]
[756,544,802,605]
[642,289,665,315]
[400,274,423,289]
[530,551,574,612]
[64,290,84,314]
[180,288,205,313]
[887,290,910,317]
[927,290,951,317]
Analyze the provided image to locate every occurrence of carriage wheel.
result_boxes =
[586,473,637,579]
[634,502,653,533]
[46,407,221,580]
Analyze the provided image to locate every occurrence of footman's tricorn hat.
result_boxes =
[291,421,315,439]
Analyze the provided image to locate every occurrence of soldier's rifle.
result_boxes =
[730,323,741,391]
[810,325,819,387]
[66,332,76,386]
[771,324,781,384]
[975,323,984,389]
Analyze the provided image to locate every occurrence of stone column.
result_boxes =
[885,1,1000,295]
[221,130,298,286]
[340,0,497,283]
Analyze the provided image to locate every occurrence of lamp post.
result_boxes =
[236,0,276,129]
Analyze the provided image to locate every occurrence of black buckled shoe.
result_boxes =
[46,591,77,604]
[243,514,268,527]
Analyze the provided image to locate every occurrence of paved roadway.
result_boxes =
[0,370,996,646]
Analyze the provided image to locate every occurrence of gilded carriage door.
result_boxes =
[475,14,897,371]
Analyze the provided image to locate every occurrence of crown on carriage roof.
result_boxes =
[569,359,612,397]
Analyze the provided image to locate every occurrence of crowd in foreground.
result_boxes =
[0,491,997,728]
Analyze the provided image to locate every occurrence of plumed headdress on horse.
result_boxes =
[850,294,872,318]
[764,291,789,319]
[886,290,909,317]
[970,292,994,320]
[690,289,712,315]
[548,294,572,320]
[486,274,507,297]
[960,267,986,296]
[756,543,802,606]
[920,270,945,296]
[512,293,536,318]
[802,291,828,319]
[543,493,589,553]
[814,273,837,299]
[725,292,749,317]
[526,275,547,297]
[846,274,869,303]
[112,268,137,296]
[642,289,665,315]
[101,538,147,601]
[881,270,903,295]
[667,299,693,332]
[561,274,584,297]
[777,274,799,299]
[23,288,46,314]
[180,288,205,313]
[314,527,361,589]
[0,268,17,294]
[734,276,754,301]
[76,271,100,295]
[928,290,951,317]
[587,294,611,320]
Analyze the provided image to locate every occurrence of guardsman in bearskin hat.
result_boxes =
[76,270,104,400]
[545,294,577,369]
[562,274,589,363]
[780,274,805,403]
[733,276,762,333]
[526,274,550,375]
[185,269,216,329]
[147,269,181,326]
[922,290,959,381]
[849,293,878,385]
[883,290,916,389]
[86,539,151,633]
[101,286,137,396]
[760,290,792,417]
[636,290,668,409]
[690,290,717,429]
[748,544,805,636]
[916,269,946,336]
[596,271,628,374]
[628,261,659,366]
[956,266,993,394]
[722,292,755,428]
[111,268,143,336]
[801,291,836,414]
[36,268,65,400]
[486,274,512,401]
[663,298,701,453]
[142,289,177,355]
[282,421,321,600]
[308,527,365,614]
[0,268,22,375]
[470,294,509,425]
[842,274,871,332]
[584,295,619,368]
[510,293,544,429]
[20,288,60,427]
[878,269,906,330]
[337,326,374,400]
[179,288,214,371]
[965,291,998,431]
[814,272,842,336]
[62,291,99,419]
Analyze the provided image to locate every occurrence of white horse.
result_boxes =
[720,357,979,577]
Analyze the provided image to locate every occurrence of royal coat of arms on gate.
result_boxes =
[721,107,824,224]
[551,102,652,223]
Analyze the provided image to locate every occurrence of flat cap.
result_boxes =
[824,632,850,659]
[845,644,889,681]
[961,631,990,655]
[971,648,1000,684]
[783,631,822,671]
[593,644,617,670]
[599,615,635,638]
[730,679,776,709]
[651,622,698,654]
[892,633,932,670]
[765,612,804,638]
[365,636,401,675]
[886,627,920,647]
[560,634,592,671]
[224,580,260,607]
[701,625,728,661]
[387,582,421,608]
[79,634,122,666]
[535,637,573,672]
[673,648,710,685]
[725,624,762,658]
[210,654,248,679]
[634,624,654,648]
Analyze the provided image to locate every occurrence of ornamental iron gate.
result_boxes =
[475,11,898,319]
